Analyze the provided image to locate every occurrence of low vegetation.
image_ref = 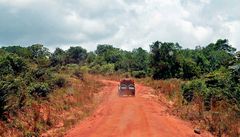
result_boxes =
[0,45,103,136]
[0,39,239,136]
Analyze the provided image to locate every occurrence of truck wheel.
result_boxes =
[132,92,135,96]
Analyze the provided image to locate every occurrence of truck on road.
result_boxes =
[118,79,135,96]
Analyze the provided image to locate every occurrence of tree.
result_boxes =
[2,46,31,58]
[182,58,201,79]
[95,44,122,64]
[179,49,210,74]
[28,44,50,59]
[203,39,236,54]
[66,46,87,64]
[86,52,97,64]
[114,51,132,72]
[95,44,115,55]
[131,47,149,72]
[150,41,181,79]
[202,39,236,71]
[50,48,66,66]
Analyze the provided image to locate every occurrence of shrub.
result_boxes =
[33,68,53,82]
[89,64,101,74]
[89,64,115,75]
[80,66,90,73]
[53,77,66,88]
[29,83,51,97]
[73,70,84,80]
[181,79,208,103]
[99,64,115,74]
[0,54,28,77]
[182,58,201,79]
[181,82,194,103]
[0,76,27,116]
[131,71,146,78]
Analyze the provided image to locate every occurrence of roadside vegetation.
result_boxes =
[0,39,239,136]
[0,44,103,136]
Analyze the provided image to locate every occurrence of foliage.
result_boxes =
[130,47,149,72]
[99,64,115,74]
[150,41,181,79]
[89,64,115,75]
[203,39,236,54]
[0,76,27,115]
[29,83,50,97]
[0,54,28,77]
[181,79,208,102]
[2,46,31,58]
[182,58,201,79]
[73,70,84,80]
[131,71,146,78]
[0,39,239,136]
[53,77,66,88]
[50,48,66,66]
[66,46,87,64]
[86,52,96,64]
[28,44,50,59]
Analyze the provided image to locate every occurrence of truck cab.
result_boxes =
[118,79,135,96]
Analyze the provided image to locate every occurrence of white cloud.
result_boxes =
[0,0,34,7]
[223,21,240,48]
[0,0,239,51]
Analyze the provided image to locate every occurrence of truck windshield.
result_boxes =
[120,84,127,90]
[129,85,135,90]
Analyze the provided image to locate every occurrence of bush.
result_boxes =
[182,58,201,79]
[89,64,115,75]
[181,79,208,103]
[73,70,84,80]
[80,66,90,73]
[131,71,146,78]
[0,76,27,116]
[181,82,194,103]
[89,64,101,74]
[53,77,66,88]
[33,68,53,82]
[0,54,28,77]
[99,64,115,74]
[29,83,51,97]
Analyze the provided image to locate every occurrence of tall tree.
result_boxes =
[150,41,181,79]
[131,47,149,72]
[2,46,31,58]
[95,44,122,64]
[28,44,50,59]
[50,48,66,66]
[66,46,87,64]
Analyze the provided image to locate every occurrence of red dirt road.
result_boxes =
[65,80,212,137]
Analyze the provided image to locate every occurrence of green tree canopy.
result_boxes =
[66,46,87,64]
[28,44,50,59]
[50,48,66,66]
[150,41,181,79]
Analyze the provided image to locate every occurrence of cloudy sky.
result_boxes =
[0,0,239,51]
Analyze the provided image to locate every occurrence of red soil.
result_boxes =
[65,80,212,137]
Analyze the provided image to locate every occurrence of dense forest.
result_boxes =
[0,39,240,136]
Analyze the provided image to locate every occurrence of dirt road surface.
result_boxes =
[65,80,212,137]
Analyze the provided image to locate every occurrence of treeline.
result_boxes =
[0,39,240,119]
[86,40,240,117]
